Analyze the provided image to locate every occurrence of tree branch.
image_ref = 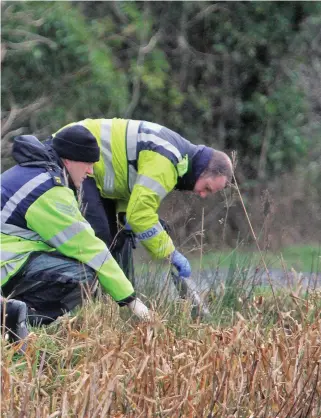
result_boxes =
[4,29,57,49]
[2,127,26,146]
[186,4,227,29]
[125,3,161,118]
[2,96,48,137]
[4,4,44,27]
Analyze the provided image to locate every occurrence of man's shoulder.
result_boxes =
[1,165,49,191]
[1,165,62,225]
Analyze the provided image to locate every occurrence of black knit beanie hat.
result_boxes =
[52,125,100,163]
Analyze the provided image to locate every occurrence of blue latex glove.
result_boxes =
[170,250,191,278]
[124,222,132,231]
[123,215,132,231]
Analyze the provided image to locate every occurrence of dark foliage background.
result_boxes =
[2,1,321,251]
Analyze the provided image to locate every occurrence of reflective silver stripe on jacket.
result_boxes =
[1,222,43,241]
[128,167,138,192]
[46,221,91,248]
[1,250,18,262]
[136,221,163,241]
[137,132,182,161]
[141,121,163,133]
[101,120,115,194]
[126,120,140,160]
[126,120,140,192]
[135,174,167,201]
[87,248,112,270]
[1,264,16,280]
[1,173,51,223]
[1,253,30,280]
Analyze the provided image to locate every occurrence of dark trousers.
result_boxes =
[1,252,96,326]
[81,177,136,284]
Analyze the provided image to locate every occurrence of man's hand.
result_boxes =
[128,298,151,321]
[170,250,191,278]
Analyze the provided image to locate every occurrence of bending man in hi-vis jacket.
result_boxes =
[50,119,233,293]
[1,131,150,349]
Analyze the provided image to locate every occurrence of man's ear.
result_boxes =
[61,158,70,169]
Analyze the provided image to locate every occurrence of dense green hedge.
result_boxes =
[2,1,321,179]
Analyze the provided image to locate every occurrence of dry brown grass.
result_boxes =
[1,291,321,418]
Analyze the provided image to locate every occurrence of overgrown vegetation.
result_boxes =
[2,257,321,417]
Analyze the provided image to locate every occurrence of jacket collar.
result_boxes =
[175,145,213,191]
[12,135,66,186]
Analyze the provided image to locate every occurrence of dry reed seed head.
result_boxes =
[231,150,238,171]
[2,297,321,416]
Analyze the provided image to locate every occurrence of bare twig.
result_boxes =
[2,96,48,138]
[4,29,57,49]
[231,151,291,355]
[2,127,26,145]
[186,4,228,29]
[125,4,161,118]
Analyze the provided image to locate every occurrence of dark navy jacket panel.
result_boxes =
[137,141,179,165]
[139,122,198,163]
[1,165,54,229]
[1,166,43,209]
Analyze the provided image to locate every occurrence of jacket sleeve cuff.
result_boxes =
[116,292,136,307]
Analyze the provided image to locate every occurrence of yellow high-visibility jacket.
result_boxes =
[1,135,135,304]
[54,119,203,259]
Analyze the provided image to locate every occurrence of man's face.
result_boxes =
[64,160,94,188]
[193,175,228,198]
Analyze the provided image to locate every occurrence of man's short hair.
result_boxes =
[202,150,233,182]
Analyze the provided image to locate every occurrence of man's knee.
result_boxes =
[1,254,98,328]
[24,252,96,284]
[73,263,96,285]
